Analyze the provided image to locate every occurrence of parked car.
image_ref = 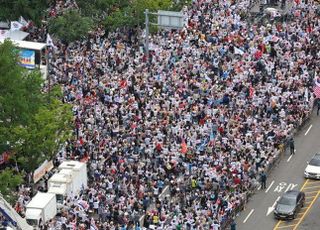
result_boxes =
[274,190,305,219]
[304,153,320,179]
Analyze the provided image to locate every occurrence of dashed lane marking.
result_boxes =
[243,209,254,223]
[304,124,312,135]
[266,180,275,193]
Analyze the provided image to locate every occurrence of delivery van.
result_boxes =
[47,171,73,204]
[25,192,56,229]
[58,161,87,193]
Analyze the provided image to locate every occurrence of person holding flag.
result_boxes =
[10,21,23,31]
[46,33,57,49]
[19,16,30,28]
[90,217,99,230]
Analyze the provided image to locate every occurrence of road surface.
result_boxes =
[236,109,320,230]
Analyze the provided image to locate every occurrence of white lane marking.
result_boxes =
[285,183,292,192]
[274,182,287,193]
[305,124,312,135]
[290,183,298,190]
[258,185,261,190]
[266,196,280,216]
[243,209,254,223]
[287,155,293,162]
[265,180,275,193]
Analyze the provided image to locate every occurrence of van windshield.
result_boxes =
[26,219,38,226]
[56,194,64,203]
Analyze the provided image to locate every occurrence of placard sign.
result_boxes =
[19,49,35,69]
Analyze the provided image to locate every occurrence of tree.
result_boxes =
[48,10,93,43]
[77,0,120,19]
[0,40,44,144]
[13,90,73,173]
[104,0,172,30]
[0,40,73,175]
[0,169,22,204]
[0,0,49,26]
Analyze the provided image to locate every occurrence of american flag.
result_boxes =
[77,200,89,211]
[90,217,98,230]
[313,78,320,99]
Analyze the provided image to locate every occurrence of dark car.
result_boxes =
[274,190,305,219]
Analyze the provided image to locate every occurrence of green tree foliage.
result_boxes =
[104,0,172,30]
[0,40,43,142]
[0,0,49,26]
[0,40,73,175]
[13,91,73,173]
[48,10,93,43]
[0,169,22,203]
[77,0,119,19]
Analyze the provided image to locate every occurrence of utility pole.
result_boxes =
[144,9,149,60]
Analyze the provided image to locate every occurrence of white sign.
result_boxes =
[157,10,184,29]
[33,159,54,183]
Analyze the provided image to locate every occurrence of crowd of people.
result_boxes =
[9,0,320,229]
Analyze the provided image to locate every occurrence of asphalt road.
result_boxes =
[236,109,320,230]
[298,195,320,230]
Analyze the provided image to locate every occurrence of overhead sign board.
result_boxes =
[157,10,184,29]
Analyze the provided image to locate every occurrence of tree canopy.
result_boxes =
[104,0,173,30]
[0,40,73,176]
[48,10,93,43]
[0,0,190,41]
[0,0,49,26]
[0,168,22,204]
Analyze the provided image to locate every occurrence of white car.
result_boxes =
[304,153,320,179]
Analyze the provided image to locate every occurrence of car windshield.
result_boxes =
[309,157,320,166]
[279,196,296,206]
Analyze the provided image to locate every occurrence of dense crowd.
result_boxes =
[9,0,320,229]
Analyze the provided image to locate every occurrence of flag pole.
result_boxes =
[47,47,51,102]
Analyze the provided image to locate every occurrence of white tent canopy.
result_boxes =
[11,39,46,51]
[0,39,46,51]
[6,30,29,41]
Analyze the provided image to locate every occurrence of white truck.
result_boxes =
[58,161,88,192]
[47,170,73,204]
[25,192,57,229]
[48,161,87,205]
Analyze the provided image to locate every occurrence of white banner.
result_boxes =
[33,160,54,183]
